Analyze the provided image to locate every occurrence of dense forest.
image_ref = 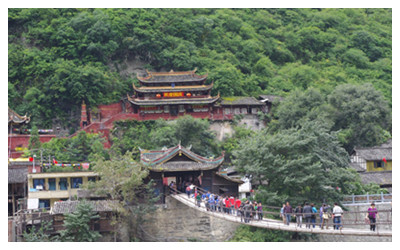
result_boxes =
[8,8,392,129]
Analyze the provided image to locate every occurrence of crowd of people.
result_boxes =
[176,183,380,231]
[185,185,263,223]
[279,201,379,231]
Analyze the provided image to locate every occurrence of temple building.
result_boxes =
[75,68,277,146]
[140,144,243,202]
[128,68,220,119]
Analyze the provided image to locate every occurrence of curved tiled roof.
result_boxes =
[128,95,220,106]
[133,82,213,93]
[140,144,224,172]
[137,68,208,84]
[8,107,30,124]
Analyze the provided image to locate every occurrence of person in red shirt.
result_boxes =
[229,196,235,215]
[225,197,231,214]
[235,198,242,217]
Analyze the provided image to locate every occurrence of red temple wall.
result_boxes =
[98,102,122,120]
[8,134,56,159]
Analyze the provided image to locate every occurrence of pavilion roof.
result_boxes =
[137,68,208,84]
[140,144,224,172]
[8,107,30,125]
[128,95,220,106]
[133,82,213,93]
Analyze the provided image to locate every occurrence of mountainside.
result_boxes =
[8,8,392,129]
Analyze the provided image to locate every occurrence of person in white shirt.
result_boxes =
[332,202,344,230]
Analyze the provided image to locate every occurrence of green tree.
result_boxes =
[28,125,41,151]
[328,83,391,152]
[229,225,301,242]
[274,88,333,130]
[23,220,56,242]
[59,201,101,242]
[233,121,356,206]
[85,151,158,241]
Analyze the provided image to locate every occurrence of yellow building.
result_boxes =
[27,171,98,209]
[350,139,392,191]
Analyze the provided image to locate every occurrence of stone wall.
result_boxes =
[140,196,239,242]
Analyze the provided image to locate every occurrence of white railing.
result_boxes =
[342,193,392,205]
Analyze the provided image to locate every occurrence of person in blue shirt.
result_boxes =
[311,203,318,228]
[208,195,216,212]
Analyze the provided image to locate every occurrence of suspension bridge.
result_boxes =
[169,191,392,238]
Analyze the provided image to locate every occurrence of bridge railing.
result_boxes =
[168,186,392,232]
[342,193,392,205]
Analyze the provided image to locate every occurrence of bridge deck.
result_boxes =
[170,194,391,237]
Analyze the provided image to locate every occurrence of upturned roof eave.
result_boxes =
[129,96,220,106]
[132,83,213,93]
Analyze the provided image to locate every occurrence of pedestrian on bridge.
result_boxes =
[209,195,216,212]
[215,196,221,212]
[284,201,293,226]
[235,197,242,217]
[319,204,324,228]
[225,196,231,214]
[196,190,201,207]
[295,204,303,228]
[229,195,235,215]
[321,203,331,230]
[366,202,379,232]
[303,202,312,228]
[239,201,245,222]
[244,200,252,223]
[257,202,263,221]
[332,202,344,230]
[186,185,191,198]
[280,204,286,224]
[311,203,318,228]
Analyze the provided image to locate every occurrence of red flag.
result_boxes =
[29,157,33,162]
[383,157,387,163]
[53,158,58,164]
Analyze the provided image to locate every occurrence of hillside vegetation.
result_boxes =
[8,8,392,128]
